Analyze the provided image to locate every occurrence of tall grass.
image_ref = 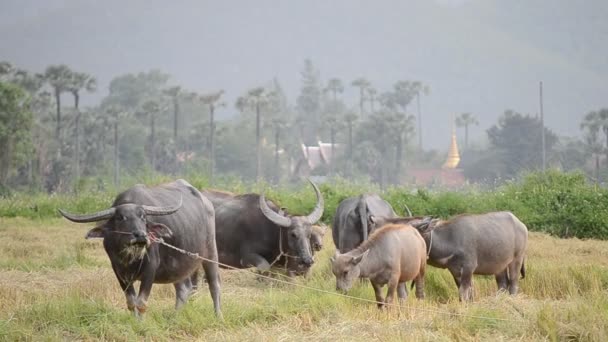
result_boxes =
[1,218,608,341]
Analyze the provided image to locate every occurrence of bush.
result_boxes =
[1,170,607,240]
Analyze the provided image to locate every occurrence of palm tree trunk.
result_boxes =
[274,126,280,183]
[348,121,353,178]
[395,133,403,185]
[330,127,335,177]
[359,88,365,118]
[0,138,11,186]
[114,120,119,187]
[74,93,80,186]
[55,89,62,155]
[596,153,600,185]
[605,130,608,168]
[255,102,261,182]
[173,97,179,144]
[150,115,156,171]
[417,93,422,151]
[465,124,469,150]
[209,104,215,184]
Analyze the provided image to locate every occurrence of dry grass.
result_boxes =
[0,218,607,341]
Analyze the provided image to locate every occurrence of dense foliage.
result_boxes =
[1,170,606,240]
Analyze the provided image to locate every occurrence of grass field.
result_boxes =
[1,217,608,341]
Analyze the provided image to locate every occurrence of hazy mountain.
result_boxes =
[1,0,606,149]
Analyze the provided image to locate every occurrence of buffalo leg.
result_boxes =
[414,274,425,300]
[458,269,474,302]
[397,282,408,302]
[507,259,524,295]
[371,281,385,309]
[135,270,156,316]
[241,253,271,271]
[202,260,222,318]
[384,276,399,307]
[495,269,509,293]
[190,267,201,291]
[174,278,192,310]
[117,277,138,316]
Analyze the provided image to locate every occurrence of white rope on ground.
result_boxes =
[150,236,527,323]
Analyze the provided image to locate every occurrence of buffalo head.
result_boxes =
[259,179,324,268]
[330,250,369,292]
[59,198,182,263]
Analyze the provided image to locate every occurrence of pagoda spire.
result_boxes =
[442,114,461,169]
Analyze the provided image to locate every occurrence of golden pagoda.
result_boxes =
[442,120,460,169]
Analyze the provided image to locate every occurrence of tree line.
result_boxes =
[0,59,605,194]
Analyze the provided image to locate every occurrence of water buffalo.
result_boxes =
[201,188,235,208]
[331,224,427,308]
[59,179,221,317]
[412,211,528,301]
[332,194,397,253]
[283,224,328,277]
[214,180,324,272]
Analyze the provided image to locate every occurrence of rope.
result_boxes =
[268,226,298,269]
[149,236,527,323]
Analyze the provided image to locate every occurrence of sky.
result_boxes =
[1,0,606,150]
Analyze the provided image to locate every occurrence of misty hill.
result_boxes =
[1,0,606,149]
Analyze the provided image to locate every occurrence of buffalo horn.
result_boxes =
[303,179,324,225]
[259,194,292,227]
[142,195,183,216]
[403,204,413,217]
[59,208,116,223]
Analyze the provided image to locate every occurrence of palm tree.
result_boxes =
[323,78,345,176]
[413,82,430,150]
[163,86,182,143]
[581,111,603,184]
[597,109,608,165]
[139,100,165,170]
[67,72,97,183]
[272,117,288,183]
[455,112,479,150]
[236,87,274,182]
[198,90,225,183]
[391,113,415,184]
[44,65,72,151]
[344,112,358,178]
[366,87,378,113]
[105,106,124,187]
[351,78,370,117]
[324,78,344,102]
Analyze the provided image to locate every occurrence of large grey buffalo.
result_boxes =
[410,211,528,301]
[332,194,397,253]
[59,179,221,317]
[213,180,324,272]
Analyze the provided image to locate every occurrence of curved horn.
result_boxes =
[142,195,182,216]
[403,204,412,217]
[303,179,324,224]
[259,194,292,227]
[59,207,116,223]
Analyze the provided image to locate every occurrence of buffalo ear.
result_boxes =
[330,250,339,263]
[85,225,105,239]
[351,250,369,265]
[146,222,173,238]
[412,216,433,232]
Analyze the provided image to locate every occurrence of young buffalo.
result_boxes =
[330,224,426,308]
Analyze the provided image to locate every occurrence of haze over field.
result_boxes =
[2,0,606,148]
